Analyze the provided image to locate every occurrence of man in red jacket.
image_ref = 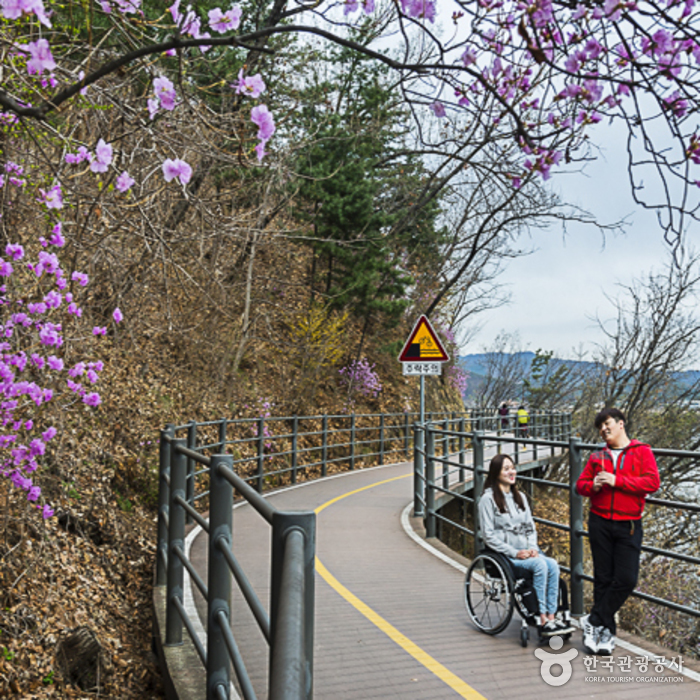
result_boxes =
[576,408,660,656]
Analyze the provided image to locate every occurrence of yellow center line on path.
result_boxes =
[314,473,488,700]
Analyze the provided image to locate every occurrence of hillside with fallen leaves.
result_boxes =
[0,253,464,699]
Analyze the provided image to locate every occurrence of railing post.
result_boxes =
[472,430,485,558]
[349,413,356,471]
[291,416,299,485]
[257,415,265,493]
[166,438,187,646]
[157,424,175,587]
[425,427,436,538]
[207,454,233,700]
[321,416,328,478]
[550,412,555,457]
[270,511,316,700]
[186,421,197,524]
[379,414,385,465]
[532,412,538,461]
[569,437,585,616]
[458,417,465,483]
[442,420,449,491]
[404,412,410,459]
[218,416,227,454]
[413,423,424,517]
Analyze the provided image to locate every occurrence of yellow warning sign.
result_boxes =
[398,315,449,362]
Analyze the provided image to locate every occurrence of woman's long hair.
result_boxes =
[484,453,525,514]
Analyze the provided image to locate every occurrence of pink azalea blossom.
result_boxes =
[5,244,24,260]
[39,184,63,210]
[90,138,113,173]
[254,141,268,162]
[49,222,65,247]
[78,70,88,95]
[250,104,275,141]
[147,97,160,120]
[22,38,56,75]
[83,392,101,407]
[461,48,477,67]
[47,355,63,371]
[400,0,435,22]
[234,70,266,98]
[116,171,135,193]
[208,5,241,32]
[153,75,177,111]
[1,0,52,27]
[113,0,140,13]
[162,158,193,185]
[168,0,180,22]
[65,146,90,164]
[72,271,89,286]
[430,101,447,118]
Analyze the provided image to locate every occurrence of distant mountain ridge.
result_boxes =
[458,352,700,403]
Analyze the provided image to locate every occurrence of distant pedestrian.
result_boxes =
[498,402,509,430]
[576,408,660,656]
[517,405,529,438]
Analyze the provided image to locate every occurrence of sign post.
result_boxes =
[398,316,450,518]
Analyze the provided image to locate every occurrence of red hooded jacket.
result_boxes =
[576,440,660,520]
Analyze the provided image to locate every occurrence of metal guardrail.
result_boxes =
[156,429,315,700]
[417,419,700,623]
[154,410,475,699]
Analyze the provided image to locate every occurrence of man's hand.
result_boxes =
[594,471,616,489]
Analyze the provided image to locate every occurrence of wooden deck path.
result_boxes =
[187,460,700,699]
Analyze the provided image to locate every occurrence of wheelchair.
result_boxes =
[464,548,573,647]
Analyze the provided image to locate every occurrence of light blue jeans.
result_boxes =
[508,551,559,615]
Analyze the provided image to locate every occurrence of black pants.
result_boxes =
[588,512,642,634]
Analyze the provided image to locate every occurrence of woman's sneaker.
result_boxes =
[540,620,561,637]
[581,614,600,654]
[554,619,576,635]
[597,628,616,655]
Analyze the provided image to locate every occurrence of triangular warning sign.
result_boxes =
[398,315,450,362]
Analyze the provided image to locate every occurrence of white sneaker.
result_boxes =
[581,614,600,654]
[554,619,576,635]
[540,620,560,637]
[597,628,616,655]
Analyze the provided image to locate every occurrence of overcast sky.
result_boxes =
[461,123,675,361]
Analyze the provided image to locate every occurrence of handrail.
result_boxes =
[154,408,484,699]
[418,420,700,625]
[155,431,316,699]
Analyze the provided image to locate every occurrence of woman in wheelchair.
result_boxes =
[478,453,575,637]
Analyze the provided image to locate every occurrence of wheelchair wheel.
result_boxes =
[520,626,529,648]
[464,552,515,635]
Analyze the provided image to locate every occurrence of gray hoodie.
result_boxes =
[478,487,538,558]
